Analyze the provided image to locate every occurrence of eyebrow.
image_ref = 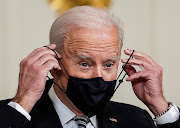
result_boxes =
[107,55,119,61]
[75,54,91,60]
[75,53,119,61]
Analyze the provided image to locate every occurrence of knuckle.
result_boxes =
[31,63,38,71]
[20,59,25,67]
[37,49,46,55]
[20,59,31,67]
[44,61,52,68]
[151,71,159,77]
[49,55,58,62]
[24,60,31,67]
[154,65,163,75]
[139,59,145,66]
[34,47,45,53]
[32,48,39,53]
[48,60,55,66]
[36,47,42,52]
[45,54,53,58]
[158,65,163,72]
[141,53,147,58]
[42,54,54,62]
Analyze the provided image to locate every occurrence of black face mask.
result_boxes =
[66,75,116,117]
[44,46,134,117]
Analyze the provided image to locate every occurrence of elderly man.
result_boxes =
[0,6,179,128]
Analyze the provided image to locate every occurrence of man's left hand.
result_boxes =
[121,49,168,116]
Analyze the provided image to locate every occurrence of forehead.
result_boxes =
[64,26,120,59]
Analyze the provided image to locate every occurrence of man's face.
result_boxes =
[59,26,120,90]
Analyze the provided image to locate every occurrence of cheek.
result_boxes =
[71,68,94,79]
[63,60,90,78]
[102,71,117,81]
[102,66,119,81]
[110,62,119,80]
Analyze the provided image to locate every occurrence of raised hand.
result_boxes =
[13,44,61,113]
[121,49,168,116]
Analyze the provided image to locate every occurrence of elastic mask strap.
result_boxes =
[43,46,69,93]
[43,46,69,77]
[46,75,65,93]
[114,50,134,92]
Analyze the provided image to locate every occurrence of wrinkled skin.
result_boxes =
[13,26,168,116]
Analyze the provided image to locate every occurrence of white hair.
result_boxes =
[50,6,124,55]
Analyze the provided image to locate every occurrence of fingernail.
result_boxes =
[121,59,127,63]
[51,44,56,47]
[127,49,132,53]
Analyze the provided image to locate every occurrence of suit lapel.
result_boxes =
[97,102,120,128]
[30,80,63,128]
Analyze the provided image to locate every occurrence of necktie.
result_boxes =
[73,116,89,128]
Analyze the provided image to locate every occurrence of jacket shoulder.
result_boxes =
[108,101,147,112]
[0,99,12,109]
[100,101,157,128]
[106,101,152,118]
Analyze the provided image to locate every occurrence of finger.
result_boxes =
[126,70,150,81]
[28,44,56,58]
[42,60,61,75]
[123,65,136,76]
[34,54,61,70]
[31,44,58,58]
[43,45,61,58]
[30,48,61,63]
[45,44,56,49]
[20,50,56,71]
[24,47,62,69]
[22,44,56,63]
[121,58,154,70]
[124,49,156,64]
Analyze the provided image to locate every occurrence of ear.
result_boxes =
[50,68,62,79]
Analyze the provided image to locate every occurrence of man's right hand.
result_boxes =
[12,44,61,113]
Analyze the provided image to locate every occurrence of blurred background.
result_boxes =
[0,0,180,116]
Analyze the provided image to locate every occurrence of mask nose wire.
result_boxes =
[114,50,134,92]
[43,46,69,93]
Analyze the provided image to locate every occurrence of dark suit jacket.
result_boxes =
[0,79,180,128]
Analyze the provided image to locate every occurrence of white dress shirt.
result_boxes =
[48,86,97,128]
[154,103,180,124]
[8,85,179,126]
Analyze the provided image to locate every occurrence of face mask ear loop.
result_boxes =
[43,46,70,77]
[114,50,134,92]
[46,76,65,93]
[43,46,69,93]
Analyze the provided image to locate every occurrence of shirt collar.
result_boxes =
[48,85,98,127]
[48,85,75,126]
[90,115,98,127]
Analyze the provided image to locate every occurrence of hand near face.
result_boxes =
[13,44,61,113]
[121,49,168,116]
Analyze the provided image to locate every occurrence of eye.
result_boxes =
[104,62,114,69]
[105,63,113,67]
[80,62,88,67]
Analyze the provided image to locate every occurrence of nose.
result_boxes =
[92,66,102,78]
